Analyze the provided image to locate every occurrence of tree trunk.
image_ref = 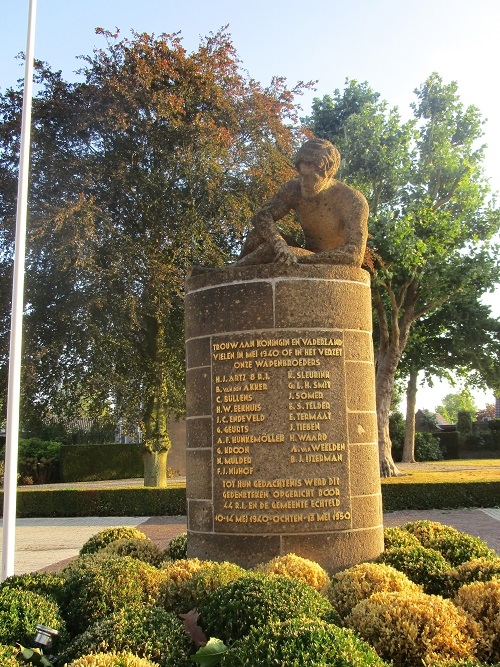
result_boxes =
[402,369,418,462]
[143,450,168,487]
[376,346,403,477]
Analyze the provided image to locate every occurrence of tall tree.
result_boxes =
[436,390,477,424]
[398,295,500,462]
[307,75,500,475]
[0,28,309,484]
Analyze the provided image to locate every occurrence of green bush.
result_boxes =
[414,432,443,461]
[383,526,421,550]
[197,573,332,643]
[381,480,500,511]
[254,553,330,591]
[79,527,148,556]
[446,557,500,595]
[163,532,187,561]
[0,587,66,647]
[1,438,62,484]
[0,644,20,666]
[158,560,246,614]
[327,562,421,618]
[346,590,477,667]
[60,443,143,482]
[2,485,187,518]
[100,538,163,567]
[220,617,387,667]
[0,571,66,605]
[454,579,500,663]
[377,544,451,595]
[66,651,159,667]
[61,555,166,636]
[403,520,497,566]
[457,410,474,434]
[435,430,460,459]
[61,604,192,667]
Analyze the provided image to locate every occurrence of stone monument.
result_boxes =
[185,138,383,573]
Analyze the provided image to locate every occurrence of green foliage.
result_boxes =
[66,651,160,667]
[158,561,246,614]
[414,432,443,461]
[0,643,20,666]
[383,527,421,550]
[60,555,165,636]
[403,520,497,565]
[327,562,421,618]
[193,638,229,667]
[447,557,500,595]
[60,444,143,482]
[457,410,474,434]
[389,412,405,451]
[377,545,452,594]
[346,590,476,667]
[163,533,187,561]
[99,538,163,567]
[437,391,478,425]
[219,617,387,667]
[381,480,500,511]
[0,438,62,484]
[454,579,500,663]
[61,604,192,667]
[4,485,187,518]
[79,527,148,556]
[0,587,66,647]
[254,553,330,591]
[0,571,66,606]
[197,573,332,643]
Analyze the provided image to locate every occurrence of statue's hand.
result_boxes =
[273,237,298,265]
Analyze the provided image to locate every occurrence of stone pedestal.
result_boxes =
[185,264,383,573]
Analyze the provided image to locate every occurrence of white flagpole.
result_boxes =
[2,0,38,581]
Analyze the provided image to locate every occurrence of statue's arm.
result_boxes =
[252,181,299,264]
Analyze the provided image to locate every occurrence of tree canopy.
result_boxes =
[0,27,309,483]
[307,74,500,475]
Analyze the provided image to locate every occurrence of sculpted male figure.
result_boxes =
[237,138,369,267]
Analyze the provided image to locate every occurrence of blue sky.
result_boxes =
[1,0,499,411]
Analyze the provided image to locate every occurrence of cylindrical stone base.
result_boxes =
[185,264,383,573]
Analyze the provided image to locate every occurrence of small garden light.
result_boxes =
[33,624,59,650]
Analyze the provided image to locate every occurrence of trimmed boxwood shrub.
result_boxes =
[446,557,500,595]
[61,604,192,667]
[383,526,421,550]
[100,538,163,567]
[403,520,497,565]
[346,590,477,667]
[380,481,500,511]
[254,553,330,591]
[0,587,66,647]
[377,545,451,595]
[66,651,159,667]
[220,617,388,667]
[454,579,500,663]
[158,561,246,614]
[0,644,20,666]
[327,562,421,618]
[197,573,332,643]
[163,532,187,561]
[61,555,166,636]
[0,571,66,605]
[80,527,148,556]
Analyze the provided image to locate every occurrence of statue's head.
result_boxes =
[294,138,340,198]
[294,138,341,178]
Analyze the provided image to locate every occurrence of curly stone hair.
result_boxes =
[294,138,341,177]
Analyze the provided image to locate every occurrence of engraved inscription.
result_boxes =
[211,330,351,533]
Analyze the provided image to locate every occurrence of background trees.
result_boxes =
[0,28,308,484]
[307,74,500,475]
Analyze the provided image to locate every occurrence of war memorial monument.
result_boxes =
[185,138,383,573]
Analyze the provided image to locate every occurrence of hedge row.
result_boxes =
[0,485,186,518]
[60,443,143,482]
[1,480,499,518]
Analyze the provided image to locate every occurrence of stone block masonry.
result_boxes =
[185,264,383,573]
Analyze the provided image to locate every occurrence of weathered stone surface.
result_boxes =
[186,449,212,499]
[185,264,383,572]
